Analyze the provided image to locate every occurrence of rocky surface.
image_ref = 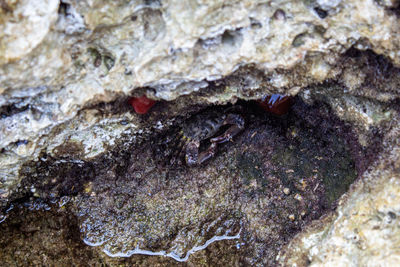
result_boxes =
[1,98,364,265]
[1,0,400,266]
[278,112,400,266]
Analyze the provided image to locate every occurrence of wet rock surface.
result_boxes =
[0,98,365,265]
[277,113,400,266]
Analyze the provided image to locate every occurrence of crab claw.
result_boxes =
[210,114,244,144]
[186,141,219,166]
[198,142,218,164]
[185,141,200,166]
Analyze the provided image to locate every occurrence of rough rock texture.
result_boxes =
[0,98,363,265]
[1,0,400,265]
[2,0,400,205]
[278,114,400,266]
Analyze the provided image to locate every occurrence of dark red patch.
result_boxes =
[257,94,294,115]
[129,95,156,114]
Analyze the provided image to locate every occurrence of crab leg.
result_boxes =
[210,114,244,144]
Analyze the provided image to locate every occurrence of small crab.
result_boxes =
[178,107,245,166]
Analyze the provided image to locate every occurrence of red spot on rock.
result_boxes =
[129,95,156,114]
[257,94,294,115]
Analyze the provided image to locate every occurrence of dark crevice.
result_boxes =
[314,6,328,18]
[0,0,12,13]
[376,0,400,17]
[20,153,96,200]
[58,1,70,16]
[345,47,394,79]
[0,103,29,119]
[0,93,379,265]
[341,47,400,100]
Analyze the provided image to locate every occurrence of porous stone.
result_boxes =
[1,0,400,265]
[1,0,400,193]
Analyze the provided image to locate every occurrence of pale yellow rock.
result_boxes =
[0,0,59,65]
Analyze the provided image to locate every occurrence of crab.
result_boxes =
[178,108,245,166]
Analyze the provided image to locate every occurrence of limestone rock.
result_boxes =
[1,0,400,265]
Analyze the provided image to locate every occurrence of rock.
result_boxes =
[0,0,400,265]
[1,98,362,265]
[0,0,59,66]
[277,115,400,266]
